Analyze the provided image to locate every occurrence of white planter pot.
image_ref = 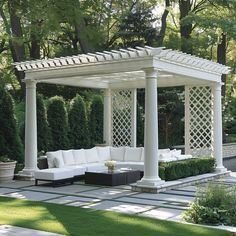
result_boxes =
[0,161,16,183]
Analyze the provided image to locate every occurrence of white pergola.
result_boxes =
[14,46,230,189]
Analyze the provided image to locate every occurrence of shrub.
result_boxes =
[37,94,51,152]
[184,182,236,226]
[0,86,23,162]
[159,157,215,181]
[89,95,103,146]
[47,96,69,150]
[68,95,90,149]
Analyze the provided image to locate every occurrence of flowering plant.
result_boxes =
[104,160,116,171]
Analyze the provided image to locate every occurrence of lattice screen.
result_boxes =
[112,89,132,146]
[185,86,213,157]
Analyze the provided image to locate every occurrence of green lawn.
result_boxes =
[0,196,231,236]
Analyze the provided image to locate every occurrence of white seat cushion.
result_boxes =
[34,168,73,180]
[84,163,107,172]
[46,150,63,168]
[116,162,144,171]
[62,150,75,165]
[84,148,100,163]
[110,147,125,161]
[124,147,142,162]
[63,165,86,176]
[73,149,87,164]
[96,146,111,162]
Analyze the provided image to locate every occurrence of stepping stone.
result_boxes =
[0,181,34,189]
[0,225,63,236]
[45,196,100,205]
[140,207,183,220]
[0,188,21,194]
[4,191,62,201]
[83,200,154,214]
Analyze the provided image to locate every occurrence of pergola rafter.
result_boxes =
[13,46,230,191]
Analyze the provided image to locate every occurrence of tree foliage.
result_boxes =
[37,94,51,152]
[68,94,90,149]
[0,86,23,162]
[47,96,69,150]
[89,95,103,146]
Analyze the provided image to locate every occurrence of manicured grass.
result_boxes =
[0,196,231,236]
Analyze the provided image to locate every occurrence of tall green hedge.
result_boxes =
[89,95,103,145]
[0,86,23,162]
[37,94,51,152]
[68,94,90,148]
[47,96,69,150]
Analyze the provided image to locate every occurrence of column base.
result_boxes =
[15,168,38,181]
[215,166,227,173]
[136,177,165,187]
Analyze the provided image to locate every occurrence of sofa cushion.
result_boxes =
[116,161,144,171]
[96,146,111,162]
[141,147,144,161]
[46,150,63,168]
[54,155,65,168]
[62,150,75,165]
[110,147,125,161]
[84,163,108,172]
[124,147,142,162]
[170,149,181,158]
[159,152,173,160]
[73,149,87,164]
[34,168,73,180]
[84,148,100,163]
[63,165,86,176]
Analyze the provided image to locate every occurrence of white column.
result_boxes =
[213,82,227,172]
[19,79,38,177]
[103,89,112,145]
[184,86,191,154]
[137,68,164,187]
[131,89,137,147]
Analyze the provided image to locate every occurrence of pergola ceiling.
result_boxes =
[13,46,230,89]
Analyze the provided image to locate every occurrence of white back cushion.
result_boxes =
[171,149,181,158]
[96,146,111,162]
[46,150,63,168]
[85,148,100,163]
[159,152,172,160]
[62,150,75,165]
[124,147,142,162]
[54,156,65,168]
[110,147,125,161]
[73,149,87,164]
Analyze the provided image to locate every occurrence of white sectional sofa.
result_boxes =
[35,146,193,186]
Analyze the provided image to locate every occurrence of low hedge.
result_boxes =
[159,157,215,181]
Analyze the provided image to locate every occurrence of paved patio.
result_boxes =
[1,172,236,223]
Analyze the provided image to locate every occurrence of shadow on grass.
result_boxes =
[0,196,231,236]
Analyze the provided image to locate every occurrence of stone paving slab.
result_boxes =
[23,184,100,195]
[0,181,34,189]
[83,200,155,214]
[0,188,22,195]
[45,195,101,205]
[132,192,195,203]
[0,225,63,236]
[77,187,136,199]
[4,190,62,201]
[173,186,197,192]
[140,208,183,220]
[165,190,196,197]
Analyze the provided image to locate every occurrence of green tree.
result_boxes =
[47,96,69,150]
[89,95,103,146]
[37,94,51,152]
[68,94,90,149]
[0,86,23,162]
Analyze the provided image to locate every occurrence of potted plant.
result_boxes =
[0,155,17,183]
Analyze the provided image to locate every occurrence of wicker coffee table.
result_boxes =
[84,169,141,186]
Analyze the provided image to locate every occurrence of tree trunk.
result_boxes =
[8,0,25,93]
[217,33,227,98]
[30,33,41,59]
[179,0,193,54]
[157,0,170,46]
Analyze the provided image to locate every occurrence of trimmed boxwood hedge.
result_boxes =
[159,157,215,181]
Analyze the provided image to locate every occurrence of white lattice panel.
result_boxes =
[112,90,132,146]
[185,86,213,157]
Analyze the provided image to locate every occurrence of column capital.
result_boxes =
[25,79,37,89]
[142,67,158,78]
